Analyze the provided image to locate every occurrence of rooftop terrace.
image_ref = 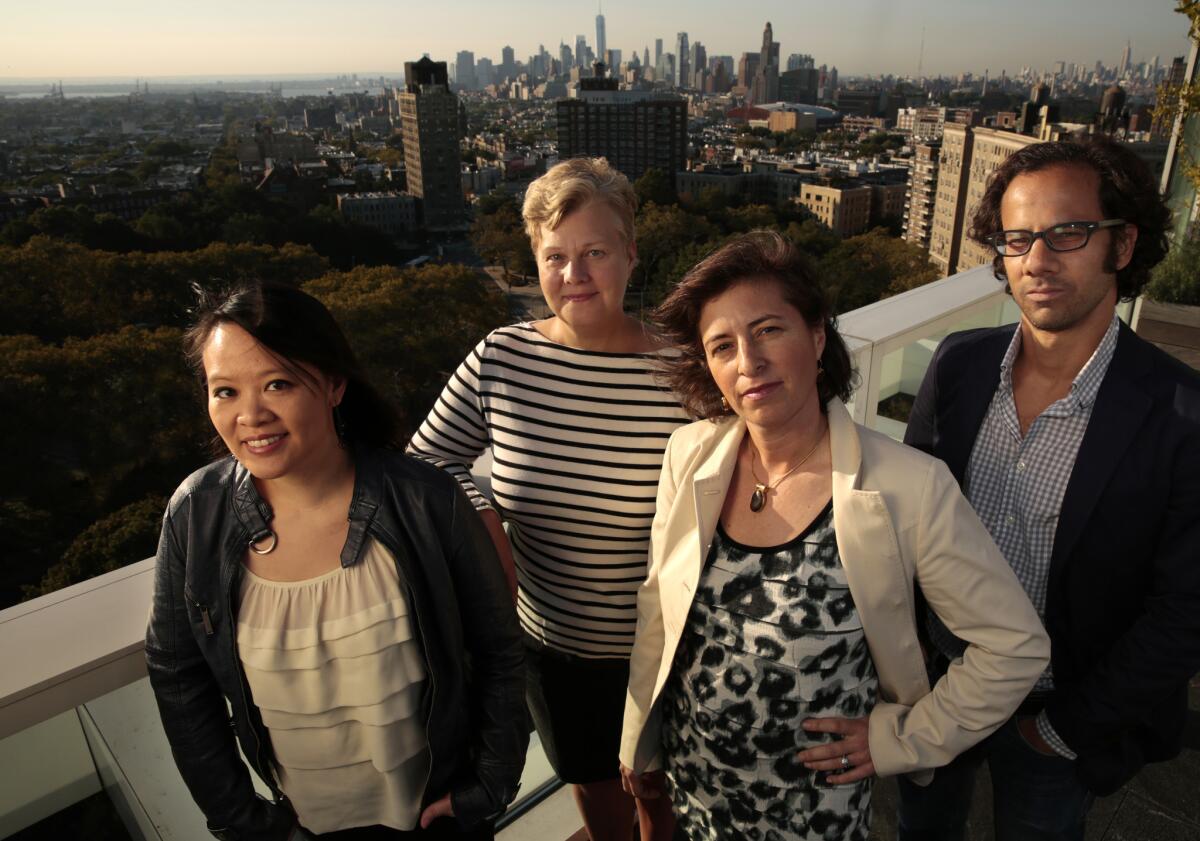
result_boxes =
[1,266,1195,841]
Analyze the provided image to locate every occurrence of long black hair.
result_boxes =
[183,280,400,450]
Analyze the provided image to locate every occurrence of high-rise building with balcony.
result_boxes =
[956,127,1038,272]
[399,57,465,231]
[929,122,973,275]
[556,64,687,184]
[903,140,941,252]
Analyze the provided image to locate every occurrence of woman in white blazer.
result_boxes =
[618,232,1050,841]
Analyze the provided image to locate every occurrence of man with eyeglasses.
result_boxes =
[898,137,1200,840]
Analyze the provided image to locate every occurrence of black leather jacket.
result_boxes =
[145,447,527,840]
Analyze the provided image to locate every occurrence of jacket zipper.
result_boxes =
[186,593,215,636]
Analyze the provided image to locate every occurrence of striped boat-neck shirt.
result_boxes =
[408,323,690,659]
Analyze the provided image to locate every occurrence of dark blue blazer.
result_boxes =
[904,319,1200,795]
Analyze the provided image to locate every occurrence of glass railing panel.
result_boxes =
[0,709,113,839]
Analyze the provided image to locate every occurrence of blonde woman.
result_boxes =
[409,159,686,841]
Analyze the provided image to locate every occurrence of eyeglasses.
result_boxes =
[984,219,1127,256]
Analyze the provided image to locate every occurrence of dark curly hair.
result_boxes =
[968,137,1170,301]
[183,280,400,452]
[654,230,856,420]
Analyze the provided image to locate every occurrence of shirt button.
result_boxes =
[1016,461,1027,472]
[1005,514,1016,525]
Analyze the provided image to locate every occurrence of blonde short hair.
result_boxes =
[522,158,637,252]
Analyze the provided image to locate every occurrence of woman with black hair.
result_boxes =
[145,280,526,840]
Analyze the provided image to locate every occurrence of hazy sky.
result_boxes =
[0,0,1191,81]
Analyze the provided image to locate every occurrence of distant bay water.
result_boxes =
[0,81,395,100]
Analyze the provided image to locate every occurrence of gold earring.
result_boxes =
[720,396,729,412]
[816,359,825,380]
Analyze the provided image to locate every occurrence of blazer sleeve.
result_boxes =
[1044,413,1200,760]
[619,428,682,773]
[145,509,294,841]
[868,457,1051,776]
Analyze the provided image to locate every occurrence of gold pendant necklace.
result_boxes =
[748,424,826,513]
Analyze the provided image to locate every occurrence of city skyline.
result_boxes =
[1,0,1190,82]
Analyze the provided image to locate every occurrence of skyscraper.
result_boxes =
[690,42,707,89]
[400,58,464,231]
[596,10,606,66]
[560,42,574,75]
[1119,41,1132,78]
[576,35,588,68]
[455,51,477,90]
[501,45,516,79]
[644,46,650,69]
[675,32,689,88]
[751,22,780,103]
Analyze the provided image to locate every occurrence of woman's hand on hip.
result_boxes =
[419,792,455,828]
[620,762,666,799]
[796,716,876,784]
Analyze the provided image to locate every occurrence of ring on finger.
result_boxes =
[840,754,850,770]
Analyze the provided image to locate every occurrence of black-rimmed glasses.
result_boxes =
[984,219,1127,256]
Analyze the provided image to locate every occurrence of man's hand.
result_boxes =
[797,716,876,784]
[419,792,454,828]
[620,763,666,799]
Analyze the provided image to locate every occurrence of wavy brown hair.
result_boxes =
[969,137,1170,300]
[655,231,856,420]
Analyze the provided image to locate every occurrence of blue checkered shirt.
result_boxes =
[928,315,1120,759]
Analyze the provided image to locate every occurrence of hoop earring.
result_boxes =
[720,396,729,412]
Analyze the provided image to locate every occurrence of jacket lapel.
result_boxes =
[941,327,1012,483]
[1048,326,1152,595]
[690,419,743,563]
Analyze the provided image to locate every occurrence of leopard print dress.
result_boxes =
[661,502,878,841]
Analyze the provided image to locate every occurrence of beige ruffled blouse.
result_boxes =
[237,538,430,834]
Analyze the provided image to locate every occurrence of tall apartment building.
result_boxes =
[556,65,687,184]
[955,127,1038,272]
[399,58,465,231]
[928,123,1038,275]
[903,140,940,251]
[928,123,972,274]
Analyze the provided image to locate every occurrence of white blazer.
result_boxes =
[619,399,1050,783]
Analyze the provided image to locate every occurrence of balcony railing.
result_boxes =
[0,265,1137,840]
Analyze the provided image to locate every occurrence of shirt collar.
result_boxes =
[997,314,1120,411]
